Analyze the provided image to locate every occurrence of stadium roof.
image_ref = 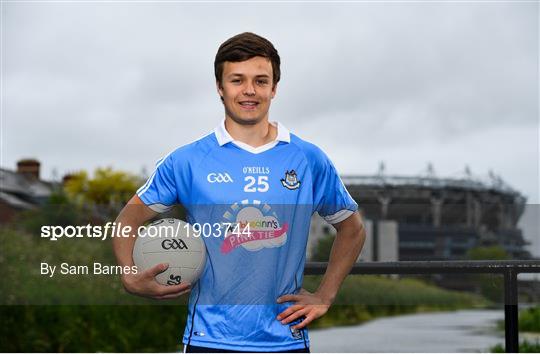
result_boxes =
[341,174,524,199]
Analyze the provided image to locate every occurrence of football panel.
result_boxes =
[143,251,203,269]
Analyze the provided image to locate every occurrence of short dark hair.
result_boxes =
[214,32,281,87]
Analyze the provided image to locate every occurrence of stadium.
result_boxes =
[308,163,532,262]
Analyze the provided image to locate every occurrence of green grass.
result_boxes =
[491,339,540,353]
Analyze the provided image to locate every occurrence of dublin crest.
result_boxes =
[281,170,301,190]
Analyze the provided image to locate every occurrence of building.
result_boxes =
[0,159,56,223]
[308,165,531,261]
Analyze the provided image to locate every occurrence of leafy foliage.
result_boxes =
[519,306,540,332]
[64,168,142,206]
[466,246,510,261]
[491,339,540,353]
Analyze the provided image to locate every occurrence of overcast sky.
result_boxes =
[2,2,538,253]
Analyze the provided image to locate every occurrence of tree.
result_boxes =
[64,168,142,206]
[64,167,143,221]
[466,245,510,261]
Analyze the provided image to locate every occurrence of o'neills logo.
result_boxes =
[220,200,288,254]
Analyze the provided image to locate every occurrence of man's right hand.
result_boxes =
[121,263,192,300]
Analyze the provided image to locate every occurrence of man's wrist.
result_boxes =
[120,273,135,290]
[314,289,336,305]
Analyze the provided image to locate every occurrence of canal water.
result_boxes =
[309,309,507,352]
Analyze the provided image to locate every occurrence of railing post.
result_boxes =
[504,269,519,353]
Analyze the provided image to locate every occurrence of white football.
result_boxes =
[133,218,206,285]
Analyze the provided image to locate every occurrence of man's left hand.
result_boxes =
[276,289,331,330]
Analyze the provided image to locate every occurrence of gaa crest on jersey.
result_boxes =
[281,170,301,190]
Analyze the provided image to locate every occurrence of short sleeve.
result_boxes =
[137,154,179,213]
[312,151,358,224]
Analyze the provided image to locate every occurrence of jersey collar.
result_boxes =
[214,120,291,147]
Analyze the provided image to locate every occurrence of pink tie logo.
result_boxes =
[221,223,289,253]
[220,201,289,253]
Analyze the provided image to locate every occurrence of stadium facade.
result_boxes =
[308,166,532,261]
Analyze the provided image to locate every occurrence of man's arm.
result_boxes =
[112,195,191,299]
[276,211,366,329]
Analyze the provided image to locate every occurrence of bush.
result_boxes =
[491,339,540,353]
[519,306,540,332]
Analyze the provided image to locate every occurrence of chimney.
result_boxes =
[62,173,75,185]
[17,159,40,180]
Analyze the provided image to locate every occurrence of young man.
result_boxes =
[113,32,365,353]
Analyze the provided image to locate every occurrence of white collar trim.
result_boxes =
[214,120,291,152]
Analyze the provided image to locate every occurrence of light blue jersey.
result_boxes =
[137,121,357,352]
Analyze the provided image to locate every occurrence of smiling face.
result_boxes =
[217,56,277,125]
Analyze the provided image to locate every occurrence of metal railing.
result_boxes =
[304,260,540,353]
